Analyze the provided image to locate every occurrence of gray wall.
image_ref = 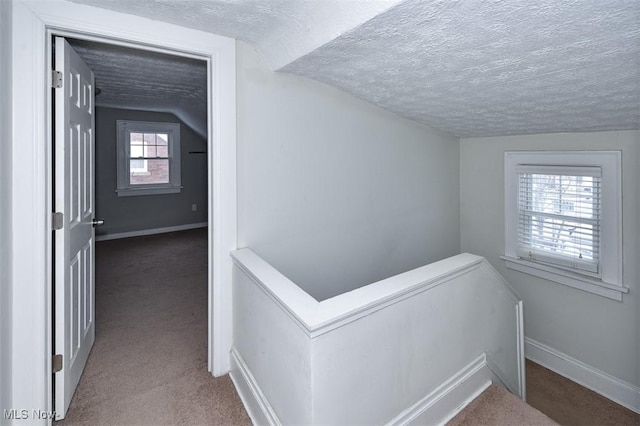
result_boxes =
[0,0,12,414]
[460,131,640,387]
[95,107,208,236]
[237,42,461,301]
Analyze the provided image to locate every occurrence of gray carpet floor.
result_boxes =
[57,229,639,425]
[57,228,251,425]
[450,361,639,426]
[526,360,639,426]
[448,384,557,426]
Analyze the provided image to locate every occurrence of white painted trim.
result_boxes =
[231,250,526,423]
[516,300,527,401]
[504,151,624,300]
[115,120,182,197]
[525,337,640,414]
[502,256,627,301]
[10,0,236,421]
[230,349,509,426]
[472,260,527,400]
[10,2,52,419]
[231,245,524,397]
[115,187,182,197]
[231,250,490,337]
[95,222,207,241]
[230,347,282,426]
[389,353,498,426]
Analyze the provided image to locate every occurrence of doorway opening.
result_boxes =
[51,34,211,420]
[11,2,236,416]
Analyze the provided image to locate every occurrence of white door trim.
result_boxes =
[10,0,236,418]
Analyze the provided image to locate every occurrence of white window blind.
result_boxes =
[516,165,601,275]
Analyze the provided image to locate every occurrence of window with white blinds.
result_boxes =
[516,165,601,274]
[503,151,624,301]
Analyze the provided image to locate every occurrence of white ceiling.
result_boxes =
[68,39,208,137]
[69,0,640,138]
[69,0,400,69]
[284,0,640,137]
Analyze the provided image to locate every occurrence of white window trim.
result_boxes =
[503,151,627,301]
[116,120,182,196]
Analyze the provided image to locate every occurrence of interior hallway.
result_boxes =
[56,229,638,425]
[57,229,250,425]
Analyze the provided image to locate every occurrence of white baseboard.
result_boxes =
[95,222,207,241]
[525,337,640,414]
[389,353,498,426]
[230,348,281,426]
[229,350,512,426]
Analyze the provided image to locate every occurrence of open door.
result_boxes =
[53,36,97,420]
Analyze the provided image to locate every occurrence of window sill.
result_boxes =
[500,255,627,302]
[116,186,182,197]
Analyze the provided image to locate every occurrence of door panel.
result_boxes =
[54,36,96,420]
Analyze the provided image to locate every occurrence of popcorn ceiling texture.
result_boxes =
[69,0,296,42]
[68,0,396,135]
[283,0,640,137]
[69,0,399,69]
[69,0,639,137]
[68,40,207,137]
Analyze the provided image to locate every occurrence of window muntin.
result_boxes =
[128,132,170,184]
[116,121,181,196]
[516,166,601,275]
[503,151,624,301]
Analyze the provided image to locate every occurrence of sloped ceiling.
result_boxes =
[68,39,208,137]
[69,0,640,138]
[69,0,401,69]
[284,0,640,137]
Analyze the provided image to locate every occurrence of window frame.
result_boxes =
[515,164,601,275]
[503,151,626,301]
[116,120,182,197]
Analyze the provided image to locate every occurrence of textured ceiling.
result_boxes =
[67,0,396,137]
[68,0,400,69]
[68,0,640,138]
[68,39,207,137]
[284,0,640,137]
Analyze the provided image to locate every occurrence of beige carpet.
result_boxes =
[526,360,639,426]
[449,360,639,426]
[57,229,251,426]
[58,229,639,426]
[448,384,557,426]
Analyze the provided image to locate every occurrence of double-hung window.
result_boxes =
[116,120,181,196]
[503,151,625,301]
[516,165,601,274]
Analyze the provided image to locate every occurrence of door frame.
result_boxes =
[10,0,236,417]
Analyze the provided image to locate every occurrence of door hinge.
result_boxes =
[53,212,64,230]
[51,70,63,89]
[52,354,63,373]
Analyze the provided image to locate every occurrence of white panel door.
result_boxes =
[54,36,96,420]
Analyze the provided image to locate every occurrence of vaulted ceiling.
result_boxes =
[68,39,207,137]
[70,0,640,138]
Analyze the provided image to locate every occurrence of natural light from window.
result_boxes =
[503,151,624,301]
[518,171,600,274]
[116,120,181,197]
[129,132,170,185]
